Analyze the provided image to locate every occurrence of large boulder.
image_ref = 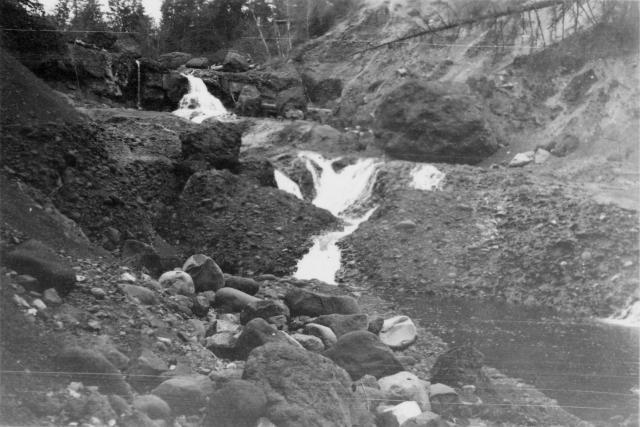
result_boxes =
[182,254,225,293]
[284,288,360,317]
[158,270,195,295]
[242,342,372,427]
[214,287,261,313]
[315,313,369,337]
[224,274,261,295]
[205,380,268,427]
[276,86,307,115]
[151,375,215,415]
[179,122,242,171]
[162,72,189,106]
[236,84,262,115]
[158,52,193,69]
[375,80,497,164]
[234,318,295,360]
[379,316,418,350]
[377,401,422,427]
[186,57,210,69]
[378,371,430,411]
[429,344,486,388]
[324,331,404,380]
[56,347,131,397]
[5,239,76,294]
[301,71,343,105]
[240,299,290,325]
[238,157,277,188]
[223,51,250,72]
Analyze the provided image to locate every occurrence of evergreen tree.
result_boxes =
[52,0,71,28]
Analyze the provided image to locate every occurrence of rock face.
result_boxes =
[182,254,225,293]
[5,239,76,294]
[205,380,268,427]
[379,316,417,350]
[179,122,242,172]
[284,288,360,317]
[242,342,371,427]
[324,331,404,380]
[375,80,497,164]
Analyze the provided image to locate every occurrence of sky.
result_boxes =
[40,0,163,24]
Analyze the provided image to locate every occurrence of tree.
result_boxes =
[52,0,71,28]
[70,0,107,31]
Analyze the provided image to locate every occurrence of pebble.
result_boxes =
[120,272,136,282]
[43,288,63,304]
[13,294,30,308]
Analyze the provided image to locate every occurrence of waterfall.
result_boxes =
[173,74,228,123]
[135,59,141,110]
[601,300,640,328]
[293,152,381,284]
[274,170,303,199]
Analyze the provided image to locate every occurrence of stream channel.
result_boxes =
[176,76,640,424]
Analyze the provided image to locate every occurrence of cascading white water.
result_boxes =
[293,151,381,284]
[601,300,640,328]
[135,59,141,110]
[173,74,228,123]
[274,170,303,199]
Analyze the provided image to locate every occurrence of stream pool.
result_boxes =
[384,294,639,423]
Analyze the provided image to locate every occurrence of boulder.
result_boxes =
[276,86,307,115]
[549,134,580,157]
[205,380,268,427]
[379,316,417,350]
[120,284,158,305]
[186,57,210,69]
[428,383,459,417]
[315,313,369,337]
[224,274,261,295]
[240,299,290,325]
[377,401,422,427]
[534,148,551,164]
[378,371,430,411]
[162,71,189,107]
[214,287,261,313]
[56,347,130,397]
[508,151,535,167]
[182,254,225,293]
[4,239,76,294]
[324,331,404,380]
[429,344,485,388]
[375,80,497,164]
[179,122,242,171]
[234,318,295,360]
[238,158,277,188]
[303,323,338,348]
[151,375,215,415]
[301,71,343,105]
[242,342,372,427]
[290,333,325,352]
[236,84,262,115]
[133,394,171,420]
[121,240,164,277]
[158,52,193,69]
[205,331,238,359]
[223,51,250,72]
[284,288,360,317]
[158,270,195,295]
[401,411,446,427]
[128,349,170,392]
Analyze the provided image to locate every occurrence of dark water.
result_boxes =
[388,295,639,423]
